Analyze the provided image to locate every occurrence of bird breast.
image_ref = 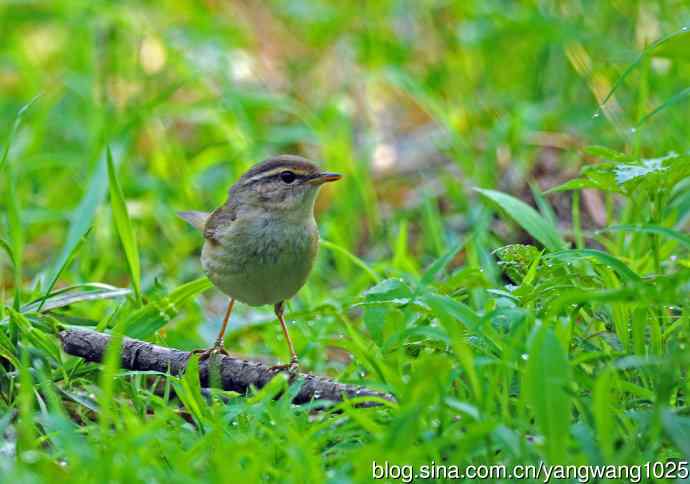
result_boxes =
[201,214,319,306]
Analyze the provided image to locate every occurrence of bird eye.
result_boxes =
[280,171,296,184]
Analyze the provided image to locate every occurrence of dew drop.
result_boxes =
[21,450,40,464]
[681,26,689,32]
[592,112,601,119]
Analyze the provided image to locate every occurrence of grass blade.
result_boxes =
[1,94,42,310]
[0,237,14,267]
[603,224,690,250]
[320,239,380,283]
[37,230,90,311]
[529,182,558,228]
[637,86,690,127]
[44,152,109,307]
[22,284,131,316]
[120,277,212,339]
[419,238,466,287]
[0,93,42,173]
[474,188,567,251]
[524,327,570,463]
[6,160,23,310]
[106,147,142,305]
[593,369,617,460]
[548,249,642,284]
[598,28,690,109]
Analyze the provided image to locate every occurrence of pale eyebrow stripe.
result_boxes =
[242,167,310,185]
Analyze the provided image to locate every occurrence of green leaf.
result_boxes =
[320,239,380,283]
[363,278,413,304]
[0,93,42,173]
[24,283,131,315]
[614,153,690,193]
[422,292,481,398]
[0,237,14,267]
[120,277,213,339]
[604,224,690,250]
[474,188,567,251]
[1,95,42,311]
[9,309,62,364]
[548,249,642,284]
[578,163,621,193]
[107,147,142,305]
[592,368,616,460]
[0,326,19,368]
[493,244,541,284]
[45,152,109,307]
[614,157,669,185]
[637,86,690,127]
[583,145,631,162]
[529,182,558,228]
[422,292,481,332]
[545,178,600,194]
[98,325,125,433]
[420,239,466,287]
[6,160,23,310]
[17,347,36,450]
[363,305,387,347]
[37,230,91,312]
[661,409,690,458]
[547,287,639,321]
[598,27,690,108]
[524,327,570,463]
[175,355,208,426]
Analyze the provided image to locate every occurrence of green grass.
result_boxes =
[1,1,690,482]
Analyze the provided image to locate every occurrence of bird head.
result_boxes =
[232,155,342,219]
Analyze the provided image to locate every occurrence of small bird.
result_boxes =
[178,155,342,371]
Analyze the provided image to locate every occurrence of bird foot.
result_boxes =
[190,344,229,361]
[268,358,300,375]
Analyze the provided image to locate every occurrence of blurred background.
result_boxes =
[1,1,689,363]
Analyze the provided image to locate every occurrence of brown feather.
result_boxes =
[203,205,237,244]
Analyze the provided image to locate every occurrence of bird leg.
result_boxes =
[268,301,299,374]
[191,298,234,361]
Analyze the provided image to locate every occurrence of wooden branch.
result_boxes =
[59,328,394,407]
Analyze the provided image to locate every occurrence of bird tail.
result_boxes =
[177,211,209,232]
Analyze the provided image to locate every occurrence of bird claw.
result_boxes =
[190,345,229,361]
[268,358,300,375]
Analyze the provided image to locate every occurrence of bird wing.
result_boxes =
[201,204,237,244]
[177,211,210,232]
[179,185,238,243]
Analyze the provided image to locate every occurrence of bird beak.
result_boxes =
[308,172,342,185]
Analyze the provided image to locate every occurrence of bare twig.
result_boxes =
[59,328,394,407]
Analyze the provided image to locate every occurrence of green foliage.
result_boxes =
[106,147,142,305]
[549,149,690,196]
[475,188,567,251]
[1,1,690,482]
[524,328,570,464]
[493,244,541,284]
